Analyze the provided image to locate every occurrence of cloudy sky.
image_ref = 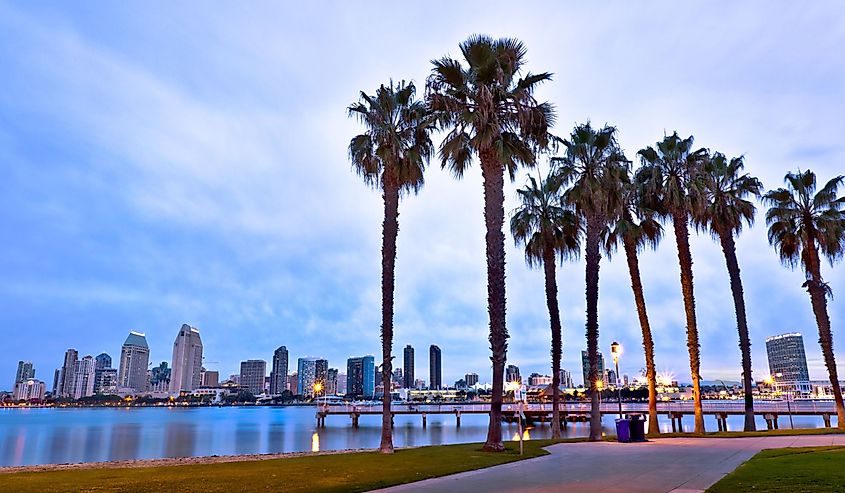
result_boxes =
[2,1,844,389]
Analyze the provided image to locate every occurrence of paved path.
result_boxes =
[373,434,845,493]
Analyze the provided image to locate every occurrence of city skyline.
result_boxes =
[1,2,844,390]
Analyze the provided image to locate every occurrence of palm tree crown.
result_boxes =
[427,35,555,178]
[511,170,580,266]
[764,170,845,273]
[695,153,763,237]
[348,80,433,193]
[635,132,707,216]
[605,182,663,257]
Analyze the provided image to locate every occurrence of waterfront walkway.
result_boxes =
[372,434,845,493]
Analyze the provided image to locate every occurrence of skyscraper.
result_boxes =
[95,353,112,370]
[118,332,150,393]
[15,361,35,383]
[464,372,479,387]
[240,360,267,395]
[403,345,414,389]
[201,370,219,387]
[13,379,46,401]
[270,346,289,395]
[169,324,204,393]
[72,355,96,399]
[560,369,574,388]
[58,349,78,398]
[429,345,442,390]
[506,364,521,384]
[581,350,606,388]
[93,353,116,394]
[346,355,375,398]
[766,332,812,394]
[315,359,328,390]
[326,368,338,395]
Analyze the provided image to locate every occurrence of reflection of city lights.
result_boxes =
[311,432,320,452]
[522,429,531,441]
[512,432,521,441]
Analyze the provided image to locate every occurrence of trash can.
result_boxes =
[627,413,646,442]
[615,418,631,443]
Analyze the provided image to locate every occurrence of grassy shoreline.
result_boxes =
[708,445,845,492]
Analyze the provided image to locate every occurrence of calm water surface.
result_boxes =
[0,406,833,467]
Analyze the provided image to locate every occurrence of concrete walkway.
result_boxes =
[373,434,845,493]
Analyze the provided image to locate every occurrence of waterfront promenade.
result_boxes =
[373,433,845,493]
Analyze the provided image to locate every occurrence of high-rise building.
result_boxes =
[201,370,219,387]
[270,346,289,395]
[337,372,347,395]
[506,364,521,384]
[766,332,812,394]
[15,361,35,383]
[169,324,203,393]
[118,332,150,393]
[297,357,327,398]
[429,345,442,390]
[326,368,338,395]
[95,368,118,394]
[465,372,479,387]
[346,355,375,398]
[95,353,112,370]
[240,360,267,395]
[581,350,606,388]
[560,369,574,388]
[287,372,298,393]
[528,373,552,386]
[403,345,414,389]
[13,379,46,401]
[150,362,171,391]
[72,355,96,399]
[58,349,79,398]
[393,368,403,386]
[52,369,60,395]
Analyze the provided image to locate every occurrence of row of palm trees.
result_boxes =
[348,34,845,454]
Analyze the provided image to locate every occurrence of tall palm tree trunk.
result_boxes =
[379,180,400,453]
[542,243,563,439]
[805,245,845,428]
[622,237,659,435]
[585,217,602,441]
[480,149,508,452]
[718,232,755,431]
[671,211,705,434]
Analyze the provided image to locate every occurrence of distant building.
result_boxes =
[286,372,298,393]
[326,368,339,395]
[201,370,219,388]
[528,373,552,386]
[464,372,479,387]
[429,345,442,390]
[336,373,347,395]
[170,324,203,393]
[766,333,812,394]
[315,359,328,392]
[95,353,112,370]
[414,378,426,389]
[297,357,327,398]
[15,361,35,383]
[240,360,267,395]
[150,362,171,392]
[270,346,289,395]
[393,368,403,386]
[346,355,375,398]
[403,345,414,389]
[560,369,574,388]
[606,369,618,387]
[118,332,150,393]
[13,379,46,401]
[95,368,118,394]
[506,365,521,384]
[581,350,606,388]
[58,349,79,398]
[72,355,96,399]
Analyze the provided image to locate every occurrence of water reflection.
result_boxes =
[0,406,837,467]
[311,432,320,452]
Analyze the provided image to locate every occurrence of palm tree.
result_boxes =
[764,170,845,428]
[553,122,628,441]
[427,35,555,452]
[510,168,580,439]
[604,179,662,435]
[636,132,708,435]
[348,80,434,453]
[695,153,762,432]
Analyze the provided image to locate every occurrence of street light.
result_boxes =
[611,341,623,419]
[773,372,794,429]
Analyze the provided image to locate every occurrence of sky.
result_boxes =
[1,1,844,389]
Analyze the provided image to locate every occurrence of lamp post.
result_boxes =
[611,341,623,419]
[774,372,794,429]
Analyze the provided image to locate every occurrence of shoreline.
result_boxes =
[0,447,378,475]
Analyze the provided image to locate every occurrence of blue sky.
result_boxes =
[1,1,844,389]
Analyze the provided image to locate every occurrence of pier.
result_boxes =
[315,400,839,430]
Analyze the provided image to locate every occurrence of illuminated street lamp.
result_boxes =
[611,341,623,419]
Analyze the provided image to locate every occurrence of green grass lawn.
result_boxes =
[649,427,845,439]
[708,446,845,492]
[2,439,564,493]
